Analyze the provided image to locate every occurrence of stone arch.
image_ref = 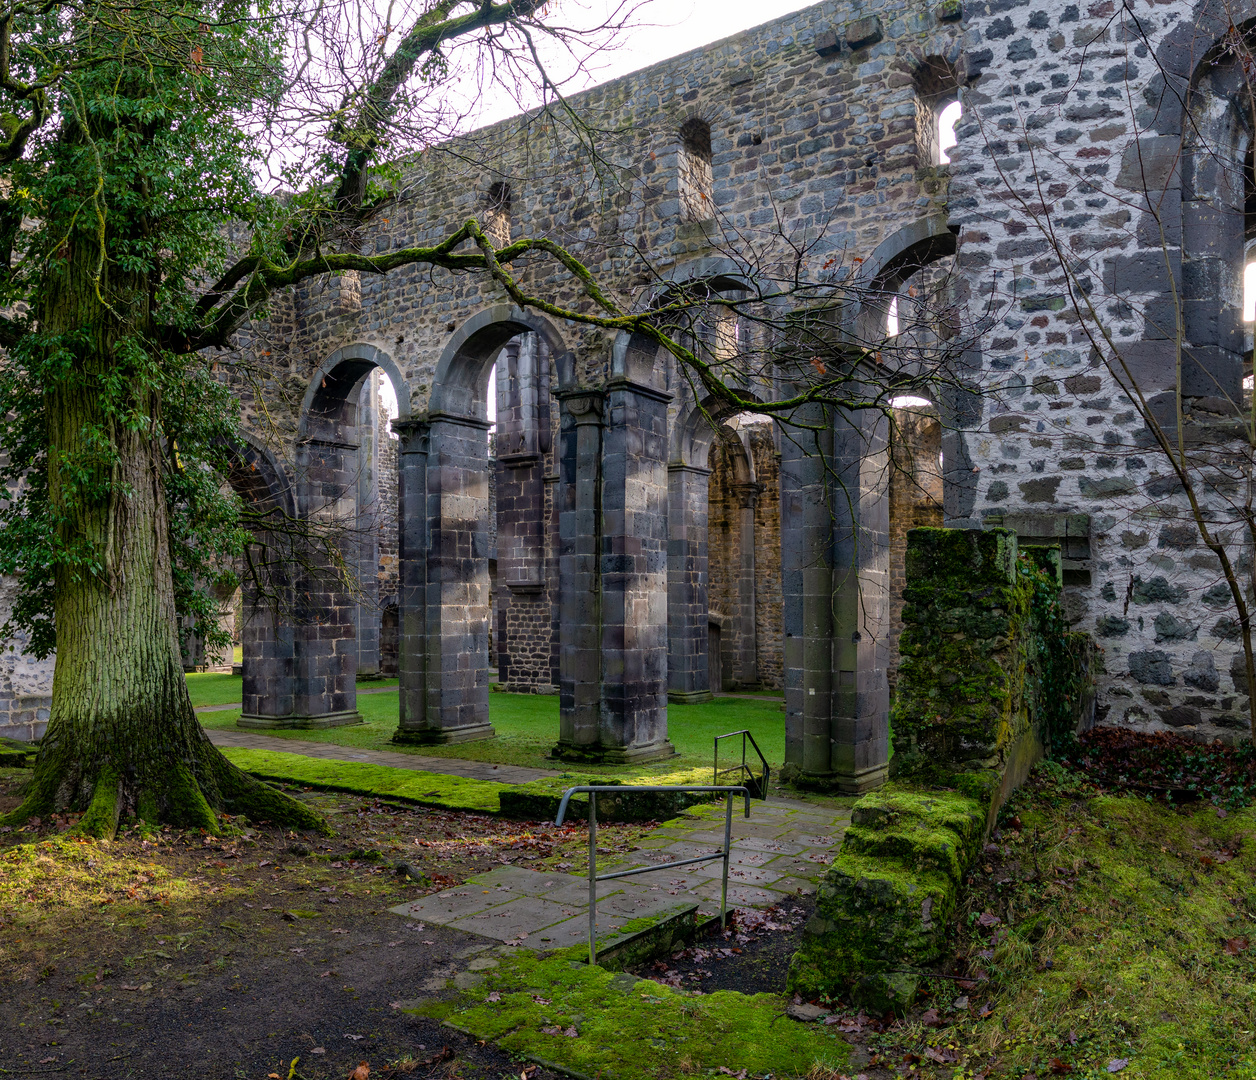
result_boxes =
[298,342,410,438]
[429,305,574,418]
[221,430,296,520]
[395,306,572,745]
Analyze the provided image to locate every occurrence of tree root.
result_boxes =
[0,737,332,841]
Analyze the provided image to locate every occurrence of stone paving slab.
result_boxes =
[207,729,557,784]
[390,795,851,948]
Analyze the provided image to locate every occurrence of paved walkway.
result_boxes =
[206,729,557,784]
[390,797,849,948]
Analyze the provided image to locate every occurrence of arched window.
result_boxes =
[485,181,511,249]
[678,118,713,222]
[912,57,960,167]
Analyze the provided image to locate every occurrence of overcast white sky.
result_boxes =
[464,0,816,128]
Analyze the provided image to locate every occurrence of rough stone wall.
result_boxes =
[946,0,1256,742]
[748,424,784,690]
[888,409,943,694]
[0,577,52,742]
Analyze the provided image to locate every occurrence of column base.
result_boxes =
[779,761,888,795]
[392,722,496,746]
[550,740,678,765]
[668,690,714,704]
[237,711,363,730]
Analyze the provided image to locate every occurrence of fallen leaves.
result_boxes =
[540,1025,578,1037]
[348,1063,370,1080]
[1224,936,1250,955]
[1107,1059,1129,1073]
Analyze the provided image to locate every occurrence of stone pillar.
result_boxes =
[555,391,605,755]
[355,377,381,677]
[734,481,762,688]
[239,557,295,724]
[780,406,889,792]
[241,435,361,728]
[394,420,429,739]
[595,378,675,762]
[394,415,496,744]
[494,334,554,691]
[667,463,713,703]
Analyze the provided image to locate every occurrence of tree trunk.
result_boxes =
[1,229,324,839]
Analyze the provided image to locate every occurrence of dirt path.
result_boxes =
[0,773,658,1079]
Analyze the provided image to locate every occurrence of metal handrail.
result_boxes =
[714,729,771,799]
[555,785,750,965]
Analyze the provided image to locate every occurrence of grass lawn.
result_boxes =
[194,681,786,775]
[186,671,397,708]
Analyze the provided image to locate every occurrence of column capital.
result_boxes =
[557,388,605,423]
[735,481,764,509]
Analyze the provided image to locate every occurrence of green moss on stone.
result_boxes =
[418,948,850,1078]
[221,749,506,814]
[787,781,987,1011]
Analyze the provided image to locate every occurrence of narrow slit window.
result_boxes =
[485,182,511,249]
[938,100,962,164]
[887,295,900,336]
[1244,262,1256,322]
[678,118,713,222]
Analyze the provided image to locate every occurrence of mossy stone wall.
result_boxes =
[787,527,1097,1012]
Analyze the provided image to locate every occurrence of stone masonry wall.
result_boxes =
[888,408,943,694]
[946,0,1256,741]
[0,577,53,742]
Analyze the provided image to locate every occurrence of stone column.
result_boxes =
[494,335,553,691]
[667,462,713,703]
[355,377,381,677]
[780,405,889,792]
[393,419,430,740]
[595,377,675,763]
[395,414,495,744]
[241,437,362,728]
[555,391,604,756]
[734,480,762,688]
[239,554,295,725]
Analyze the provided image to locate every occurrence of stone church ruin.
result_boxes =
[3,0,1253,790]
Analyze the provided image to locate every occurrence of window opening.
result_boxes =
[678,118,713,222]
[886,295,900,337]
[938,100,962,164]
[485,182,511,249]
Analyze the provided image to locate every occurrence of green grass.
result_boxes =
[186,672,398,709]
[197,688,784,775]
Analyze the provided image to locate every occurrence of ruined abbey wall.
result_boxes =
[5,0,1254,756]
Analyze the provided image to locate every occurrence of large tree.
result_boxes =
[0,0,970,838]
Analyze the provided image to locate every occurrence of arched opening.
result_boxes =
[250,343,407,729]
[396,307,571,744]
[678,117,714,222]
[485,181,511,249]
[1180,43,1250,407]
[912,57,961,167]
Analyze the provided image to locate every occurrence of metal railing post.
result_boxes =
[588,791,598,966]
[554,784,750,966]
[721,790,733,930]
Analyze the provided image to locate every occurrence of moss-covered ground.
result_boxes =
[817,762,1256,1079]
[418,947,851,1079]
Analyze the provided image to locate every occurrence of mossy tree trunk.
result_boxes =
[1,207,325,841]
